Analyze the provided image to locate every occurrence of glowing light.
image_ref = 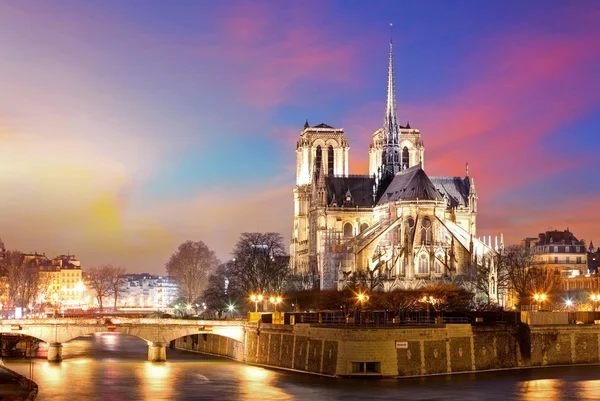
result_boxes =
[565,299,573,307]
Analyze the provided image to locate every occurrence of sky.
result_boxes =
[1,0,599,274]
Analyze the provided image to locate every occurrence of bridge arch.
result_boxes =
[0,318,246,362]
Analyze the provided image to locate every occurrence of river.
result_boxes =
[2,333,600,400]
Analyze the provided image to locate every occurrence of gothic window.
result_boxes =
[328,145,334,175]
[316,145,322,176]
[343,222,353,238]
[421,218,432,245]
[418,254,429,274]
[406,217,415,241]
[402,146,409,168]
[434,260,442,274]
[394,150,399,163]
[360,222,369,234]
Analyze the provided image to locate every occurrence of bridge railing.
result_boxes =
[0,317,245,326]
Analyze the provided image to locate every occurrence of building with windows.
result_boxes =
[290,38,501,302]
[37,254,84,307]
[523,229,588,278]
[119,274,179,309]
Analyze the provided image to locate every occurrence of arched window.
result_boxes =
[343,222,353,238]
[360,222,369,233]
[394,150,399,163]
[418,254,429,274]
[434,260,442,274]
[421,218,432,245]
[402,147,409,169]
[315,145,322,176]
[328,146,334,175]
[406,217,415,241]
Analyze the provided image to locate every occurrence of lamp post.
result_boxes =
[269,296,282,312]
[250,294,263,312]
[533,294,546,311]
[591,294,599,312]
[357,293,369,324]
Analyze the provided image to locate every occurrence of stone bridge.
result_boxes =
[0,318,245,362]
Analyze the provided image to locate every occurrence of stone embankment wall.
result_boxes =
[174,322,600,378]
[173,332,244,361]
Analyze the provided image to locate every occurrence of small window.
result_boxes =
[315,145,322,176]
[343,222,353,238]
[418,254,429,274]
[360,222,369,233]
[566,246,570,253]
[350,362,381,374]
[328,146,334,175]
[402,147,409,169]
[554,257,558,264]
[577,256,582,264]
[566,256,570,264]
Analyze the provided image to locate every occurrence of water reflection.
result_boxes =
[140,362,173,400]
[517,378,559,400]
[3,334,600,400]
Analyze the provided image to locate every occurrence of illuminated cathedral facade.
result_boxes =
[290,38,503,303]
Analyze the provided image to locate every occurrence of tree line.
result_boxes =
[166,233,570,317]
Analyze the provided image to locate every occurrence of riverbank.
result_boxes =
[175,322,600,379]
[0,362,37,401]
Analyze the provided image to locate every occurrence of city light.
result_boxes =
[591,294,600,311]
[269,296,282,312]
[250,294,263,312]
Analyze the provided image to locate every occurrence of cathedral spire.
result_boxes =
[382,23,401,176]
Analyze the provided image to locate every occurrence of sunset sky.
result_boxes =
[1,1,599,274]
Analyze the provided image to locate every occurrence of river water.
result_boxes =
[3,333,600,400]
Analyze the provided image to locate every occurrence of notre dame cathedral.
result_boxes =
[289,38,503,303]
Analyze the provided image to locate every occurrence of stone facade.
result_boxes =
[175,322,600,378]
[289,40,502,300]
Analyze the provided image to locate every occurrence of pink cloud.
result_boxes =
[212,5,358,109]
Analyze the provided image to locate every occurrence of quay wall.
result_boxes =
[174,323,600,378]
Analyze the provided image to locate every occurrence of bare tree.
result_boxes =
[166,241,219,304]
[0,251,44,310]
[86,265,114,312]
[502,245,561,306]
[107,266,127,310]
[229,232,289,295]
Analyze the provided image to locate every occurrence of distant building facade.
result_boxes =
[118,274,179,309]
[523,229,588,278]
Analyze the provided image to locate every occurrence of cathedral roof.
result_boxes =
[313,123,334,129]
[325,175,376,207]
[429,176,471,208]
[377,166,444,205]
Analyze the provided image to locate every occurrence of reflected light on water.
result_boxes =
[518,379,559,400]
[241,365,270,382]
[577,379,600,399]
[140,361,173,399]
[240,366,291,400]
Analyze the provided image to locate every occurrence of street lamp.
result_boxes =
[591,294,599,312]
[565,299,573,311]
[250,294,263,312]
[533,294,546,311]
[228,304,235,318]
[269,296,282,312]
